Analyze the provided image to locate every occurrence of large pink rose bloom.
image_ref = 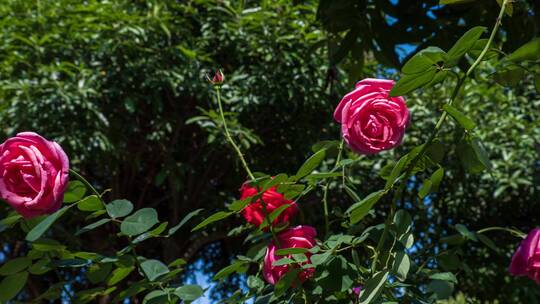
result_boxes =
[509,228,540,284]
[263,225,317,285]
[0,132,69,218]
[334,78,410,155]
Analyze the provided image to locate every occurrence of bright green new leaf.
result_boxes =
[26,205,71,242]
[443,104,476,130]
[120,208,159,236]
[0,271,28,301]
[106,199,134,218]
[191,211,233,232]
[141,259,169,281]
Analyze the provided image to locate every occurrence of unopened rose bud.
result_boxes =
[206,69,224,85]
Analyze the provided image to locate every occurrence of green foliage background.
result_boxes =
[0,0,539,302]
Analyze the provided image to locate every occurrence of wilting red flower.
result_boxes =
[263,225,317,285]
[240,183,297,228]
[0,132,69,218]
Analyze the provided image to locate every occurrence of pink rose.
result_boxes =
[263,225,317,285]
[334,78,410,154]
[0,132,69,218]
[509,228,540,284]
[240,183,298,228]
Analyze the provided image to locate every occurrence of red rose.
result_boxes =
[240,183,297,228]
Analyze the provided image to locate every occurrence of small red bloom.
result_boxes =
[240,182,297,228]
[207,69,224,85]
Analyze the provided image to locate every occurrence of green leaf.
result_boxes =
[430,272,458,283]
[260,204,292,229]
[402,47,446,74]
[228,198,251,212]
[0,257,32,276]
[87,263,113,284]
[359,271,388,304]
[392,252,410,281]
[493,66,525,87]
[106,199,134,218]
[77,195,104,212]
[141,259,170,282]
[447,26,486,64]
[477,234,499,252]
[133,222,168,244]
[212,260,248,281]
[168,208,204,235]
[496,0,513,16]
[174,285,204,302]
[418,179,432,199]
[427,279,455,300]
[274,268,301,297]
[76,218,111,236]
[63,181,87,203]
[348,190,386,224]
[0,271,28,301]
[385,155,409,189]
[143,290,168,304]
[191,211,233,232]
[393,210,412,236]
[25,206,71,242]
[534,74,540,94]
[275,248,309,256]
[506,38,540,62]
[294,149,326,180]
[389,67,437,97]
[107,266,135,286]
[120,208,159,236]
[455,224,478,241]
[430,167,445,192]
[443,104,476,130]
[457,136,491,174]
[28,259,51,275]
